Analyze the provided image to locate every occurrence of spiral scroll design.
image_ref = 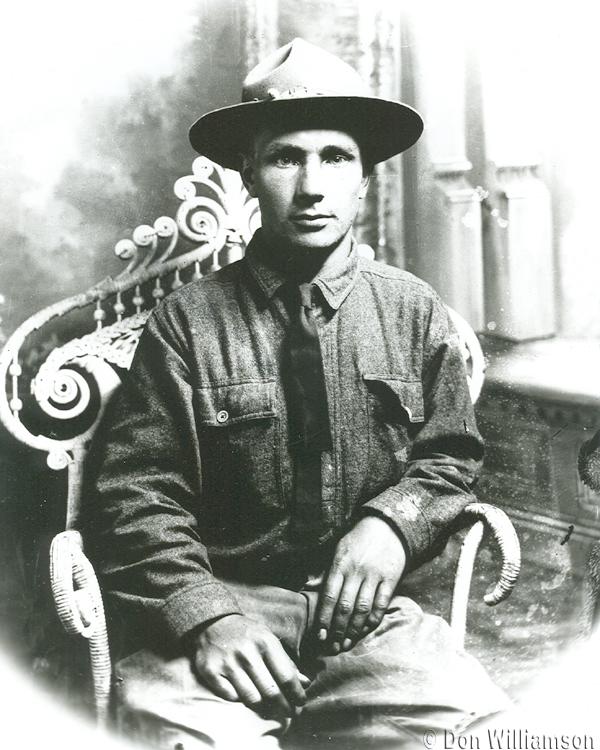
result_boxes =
[26,313,149,451]
[174,157,259,248]
[35,366,92,421]
[176,196,228,248]
[110,157,259,283]
[114,216,179,275]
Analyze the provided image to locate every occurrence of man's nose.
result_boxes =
[296,160,325,201]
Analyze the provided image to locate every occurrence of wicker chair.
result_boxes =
[0,156,521,727]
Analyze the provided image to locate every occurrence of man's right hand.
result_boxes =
[190,614,309,717]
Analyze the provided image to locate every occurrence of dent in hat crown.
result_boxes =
[241,38,369,103]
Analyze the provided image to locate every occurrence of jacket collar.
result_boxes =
[245,229,359,311]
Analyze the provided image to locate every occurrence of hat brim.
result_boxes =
[189,97,423,171]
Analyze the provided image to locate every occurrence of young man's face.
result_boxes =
[242,127,370,253]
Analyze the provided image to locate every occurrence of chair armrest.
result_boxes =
[450,503,521,648]
[49,530,111,726]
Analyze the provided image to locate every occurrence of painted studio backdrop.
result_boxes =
[1,0,599,719]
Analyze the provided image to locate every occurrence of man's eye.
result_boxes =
[326,153,350,165]
[273,154,298,167]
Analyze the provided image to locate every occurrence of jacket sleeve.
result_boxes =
[359,296,484,567]
[84,309,242,643]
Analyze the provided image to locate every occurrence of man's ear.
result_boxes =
[359,173,371,200]
[240,154,257,198]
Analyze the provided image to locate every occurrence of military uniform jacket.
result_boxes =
[87,231,483,646]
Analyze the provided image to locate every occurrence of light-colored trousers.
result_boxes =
[114,595,509,750]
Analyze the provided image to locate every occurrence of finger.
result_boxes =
[365,580,394,631]
[343,578,378,648]
[316,568,344,640]
[330,576,362,651]
[226,667,263,708]
[243,654,294,716]
[198,669,239,703]
[263,642,307,709]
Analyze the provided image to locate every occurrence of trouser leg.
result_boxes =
[285,595,510,749]
[113,592,509,750]
[114,647,288,750]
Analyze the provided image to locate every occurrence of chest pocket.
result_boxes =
[194,379,284,544]
[362,374,425,495]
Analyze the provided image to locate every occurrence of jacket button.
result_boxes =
[216,409,229,424]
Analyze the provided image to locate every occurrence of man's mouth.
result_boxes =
[290,213,334,230]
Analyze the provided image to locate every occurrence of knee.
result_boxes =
[114,649,195,715]
[113,650,286,749]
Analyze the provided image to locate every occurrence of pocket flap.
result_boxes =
[362,374,425,423]
[195,379,277,426]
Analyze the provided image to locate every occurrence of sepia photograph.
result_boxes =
[1,1,599,748]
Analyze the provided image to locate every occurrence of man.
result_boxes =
[87,39,508,748]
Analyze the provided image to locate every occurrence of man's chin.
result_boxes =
[260,227,352,270]
[282,230,344,254]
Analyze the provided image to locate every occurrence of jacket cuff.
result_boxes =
[159,580,243,641]
[360,480,433,562]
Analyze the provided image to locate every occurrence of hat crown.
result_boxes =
[189,38,424,170]
[242,38,369,103]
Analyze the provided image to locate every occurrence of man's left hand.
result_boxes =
[316,516,406,653]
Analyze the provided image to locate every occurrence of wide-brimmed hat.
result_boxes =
[189,38,423,171]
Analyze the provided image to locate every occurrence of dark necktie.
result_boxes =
[282,282,332,539]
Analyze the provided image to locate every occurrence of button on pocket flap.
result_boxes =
[195,380,277,426]
[363,374,425,423]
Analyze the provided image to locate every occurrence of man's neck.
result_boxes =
[258,230,354,284]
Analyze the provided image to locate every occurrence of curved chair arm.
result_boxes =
[445,305,485,404]
[450,503,521,648]
[49,530,111,727]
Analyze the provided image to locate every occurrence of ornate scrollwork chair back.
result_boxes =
[0,157,519,726]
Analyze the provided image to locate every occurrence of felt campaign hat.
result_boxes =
[189,38,423,170]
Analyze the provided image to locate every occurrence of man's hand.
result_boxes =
[191,614,309,717]
[316,516,406,652]
[219,581,312,658]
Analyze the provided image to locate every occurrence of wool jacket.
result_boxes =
[86,231,483,646]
